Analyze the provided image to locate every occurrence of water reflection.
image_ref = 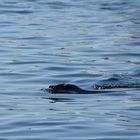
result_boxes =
[42,97,74,103]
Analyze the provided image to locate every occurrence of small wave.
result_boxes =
[0,9,33,15]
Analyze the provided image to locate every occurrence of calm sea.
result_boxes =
[0,0,140,139]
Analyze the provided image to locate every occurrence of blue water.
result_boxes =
[0,0,140,139]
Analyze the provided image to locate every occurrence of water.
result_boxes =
[0,0,140,139]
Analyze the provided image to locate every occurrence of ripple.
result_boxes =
[0,10,34,14]
[0,0,140,139]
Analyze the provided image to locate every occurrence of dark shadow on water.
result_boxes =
[42,97,74,103]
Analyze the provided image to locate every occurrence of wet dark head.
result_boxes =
[48,83,82,93]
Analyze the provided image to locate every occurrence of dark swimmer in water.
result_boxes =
[47,83,115,94]
[44,70,140,94]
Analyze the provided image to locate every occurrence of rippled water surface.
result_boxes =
[0,0,140,139]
